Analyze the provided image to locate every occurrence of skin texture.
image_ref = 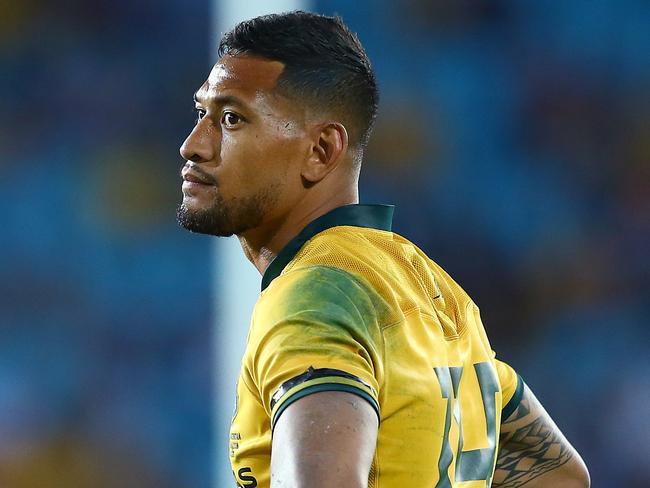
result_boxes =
[179,54,588,488]
[493,385,590,488]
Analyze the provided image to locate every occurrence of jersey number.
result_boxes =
[433,362,500,488]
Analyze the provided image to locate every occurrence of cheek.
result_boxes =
[216,132,256,193]
[215,133,274,203]
[222,127,304,184]
[266,123,309,173]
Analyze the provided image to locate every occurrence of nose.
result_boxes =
[180,120,216,163]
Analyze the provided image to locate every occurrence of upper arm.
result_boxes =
[493,383,590,488]
[270,391,379,488]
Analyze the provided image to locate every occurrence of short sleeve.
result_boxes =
[248,266,384,430]
[494,358,524,420]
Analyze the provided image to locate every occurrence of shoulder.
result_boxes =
[256,265,376,328]
[248,265,386,392]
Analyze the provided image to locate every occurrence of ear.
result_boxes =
[302,122,349,183]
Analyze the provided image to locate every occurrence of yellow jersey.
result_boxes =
[229,204,523,488]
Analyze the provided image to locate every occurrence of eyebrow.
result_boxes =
[193,92,249,110]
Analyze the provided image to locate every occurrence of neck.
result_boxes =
[237,186,359,275]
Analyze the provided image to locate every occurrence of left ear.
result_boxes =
[302,122,349,183]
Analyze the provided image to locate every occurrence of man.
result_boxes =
[177,11,589,488]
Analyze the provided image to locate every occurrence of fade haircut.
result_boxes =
[218,11,379,158]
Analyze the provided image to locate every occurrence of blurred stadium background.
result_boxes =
[1,0,648,487]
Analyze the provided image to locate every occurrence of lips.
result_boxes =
[183,173,210,184]
[181,166,215,185]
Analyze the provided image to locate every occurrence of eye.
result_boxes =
[195,108,206,123]
[221,111,243,128]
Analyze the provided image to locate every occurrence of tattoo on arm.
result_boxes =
[491,397,573,487]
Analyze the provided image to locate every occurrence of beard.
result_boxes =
[176,185,279,237]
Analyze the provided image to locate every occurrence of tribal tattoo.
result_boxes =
[491,396,573,487]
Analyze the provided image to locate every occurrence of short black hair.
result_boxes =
[218,11,379,154]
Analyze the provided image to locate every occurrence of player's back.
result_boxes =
[283,225,521,487]
[233,205,525,488]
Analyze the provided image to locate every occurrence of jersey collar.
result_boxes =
[261,204,394,291]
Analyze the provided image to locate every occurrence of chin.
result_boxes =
[177,185,274,237]
[176,201,236,237]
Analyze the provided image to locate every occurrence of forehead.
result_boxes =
[196,55,285,103]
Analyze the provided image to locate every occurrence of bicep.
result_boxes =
[270,391,379,488]
[493,383,590,488]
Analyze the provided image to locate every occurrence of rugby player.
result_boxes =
[177,11,590,488]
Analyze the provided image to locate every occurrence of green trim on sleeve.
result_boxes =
[270,367,377,410]
[501,374,524,420]
[271,383,381,431]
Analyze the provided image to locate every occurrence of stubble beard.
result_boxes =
[176,185,280,237]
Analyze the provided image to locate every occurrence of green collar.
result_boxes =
[261,204,395,291]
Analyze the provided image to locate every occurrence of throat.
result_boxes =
[237,235,278,275]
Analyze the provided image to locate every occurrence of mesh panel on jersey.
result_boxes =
[284,226,470,338]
